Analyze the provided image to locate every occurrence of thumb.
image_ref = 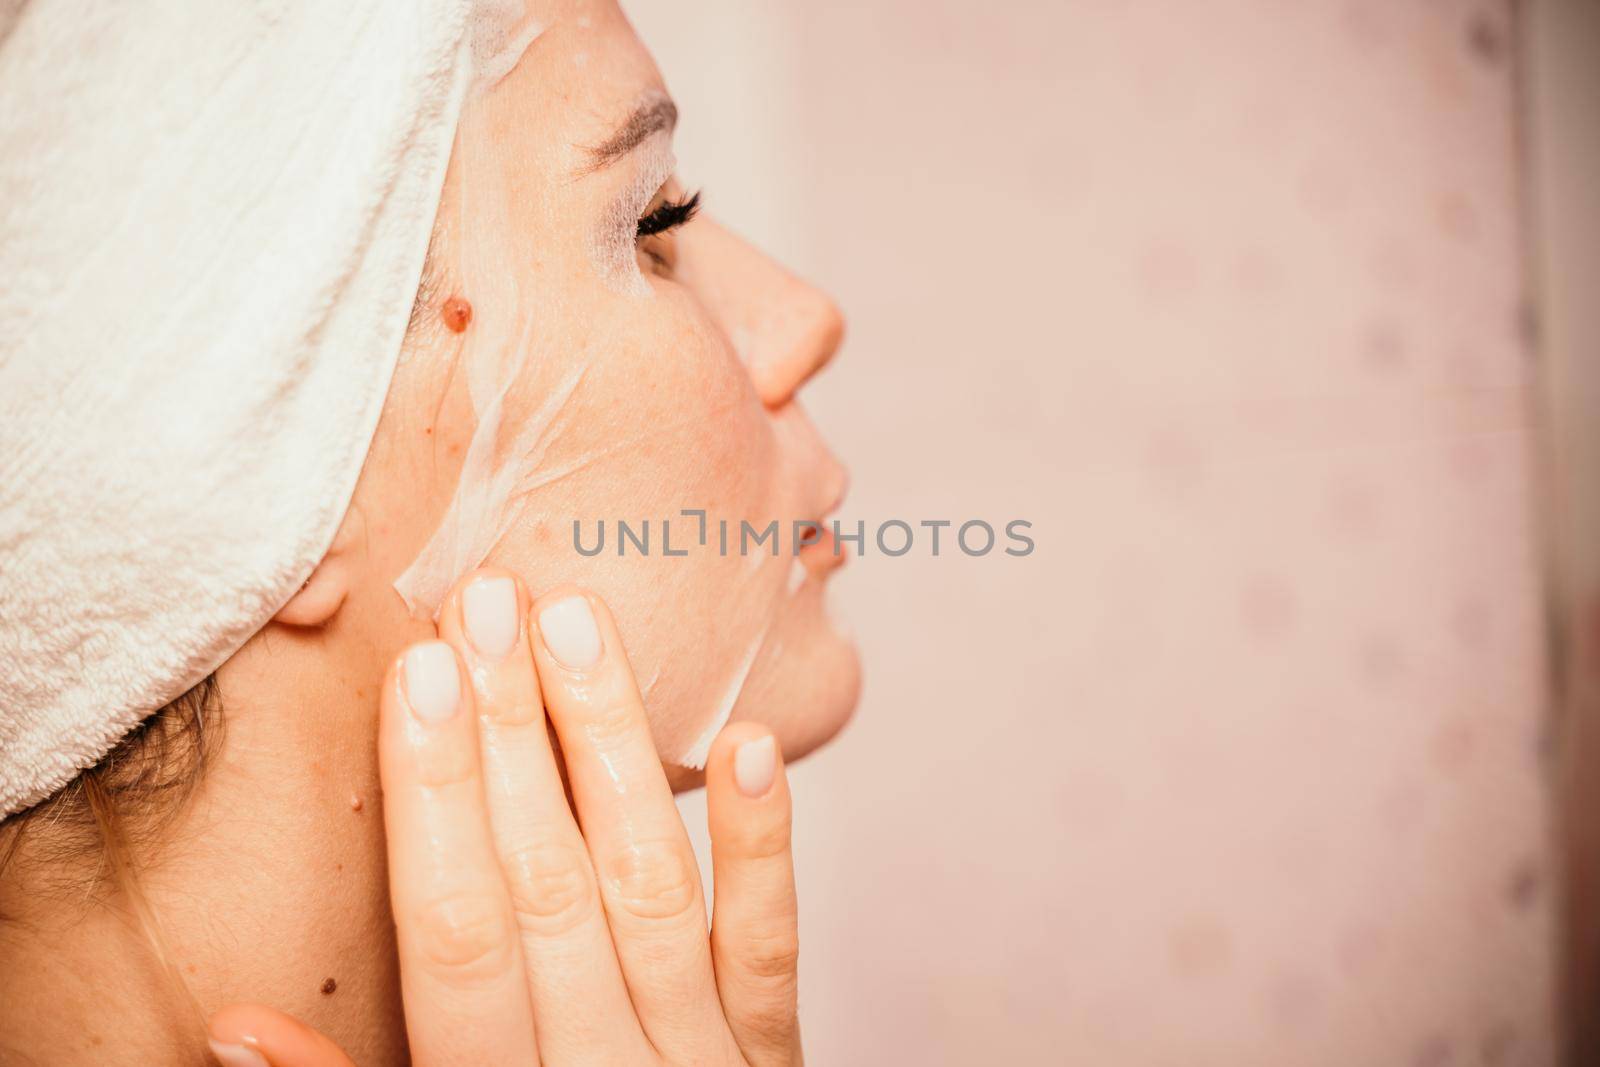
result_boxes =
[208,1003,359,1067]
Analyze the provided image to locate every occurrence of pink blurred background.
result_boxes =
[628,2,1598,1063]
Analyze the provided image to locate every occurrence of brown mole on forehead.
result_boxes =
[321,977,338,996]
[441,295,473,333]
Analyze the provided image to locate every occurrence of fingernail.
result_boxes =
[538,595,602,669]
[208,1039,269,1067]
[404,641,460,722]
[462,576,519,659]
[734,736,778,797]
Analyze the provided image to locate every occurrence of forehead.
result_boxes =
[502,0,668,152]
[431,0,670,268]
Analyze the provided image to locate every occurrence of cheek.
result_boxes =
[486,298,813,764]
[532,299,778,527]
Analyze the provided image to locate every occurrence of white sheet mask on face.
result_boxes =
[391,71,808,769]
[590,118,676,298]
[674,555,799,766]
[392,52,586,617]
[679,627,767,768]
[470,0,543,92]
[396,85,664,614]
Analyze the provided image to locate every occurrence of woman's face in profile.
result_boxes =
[364,0,859,781]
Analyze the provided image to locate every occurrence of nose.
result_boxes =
[677,218,845,408]
[749,281,845,409]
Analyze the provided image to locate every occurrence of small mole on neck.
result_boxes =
[441,295,473,333]
[349,793,364,813]
[321,977,338,996]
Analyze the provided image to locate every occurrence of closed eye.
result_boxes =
[636,191,701,239]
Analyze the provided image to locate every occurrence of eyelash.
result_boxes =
[636,191,701,239]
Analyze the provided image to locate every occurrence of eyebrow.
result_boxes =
[581,94,678,173]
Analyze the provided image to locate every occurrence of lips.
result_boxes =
[797,463,849,577]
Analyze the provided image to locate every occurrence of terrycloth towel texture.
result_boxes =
[0,1,520,817]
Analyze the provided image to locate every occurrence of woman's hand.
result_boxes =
[208,570,802,1066]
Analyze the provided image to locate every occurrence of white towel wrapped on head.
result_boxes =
[0,0,535,817]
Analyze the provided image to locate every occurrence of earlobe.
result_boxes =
[273,558,350,627]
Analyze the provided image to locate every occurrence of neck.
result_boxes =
[0,606,423,1065]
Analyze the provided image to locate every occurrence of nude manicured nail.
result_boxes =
[208,1039,269,1067]
[538,595,602,668]
[462,576,519,659]
[734,736,778,797]
[404,641,460,722]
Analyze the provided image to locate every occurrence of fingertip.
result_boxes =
[208,1003,266,1048]
[529,581,596,614]
[734,735,780,799]
[207,1005,280,1067]
[529,583,623,633]
[446,568,529,665]
[209,1003,355,1067]
[441,566,527,632]
[209,1038,270,1067]
[707,721,775,767]
[399,639,468,725]
[708,724,785,801]
[530,584,607,672]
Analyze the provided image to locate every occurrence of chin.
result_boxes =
[751,569,861,758]
[664,590,860,793]
[772,630,862,761]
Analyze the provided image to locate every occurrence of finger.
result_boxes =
[437,570,650,1063]
[379,640,540,1067]
[530,586,737,1061]
[706,724,803,1066]
[208,1004,355,1067]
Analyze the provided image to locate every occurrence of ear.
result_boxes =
[273,556,351,627]
[273,508,364,627]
